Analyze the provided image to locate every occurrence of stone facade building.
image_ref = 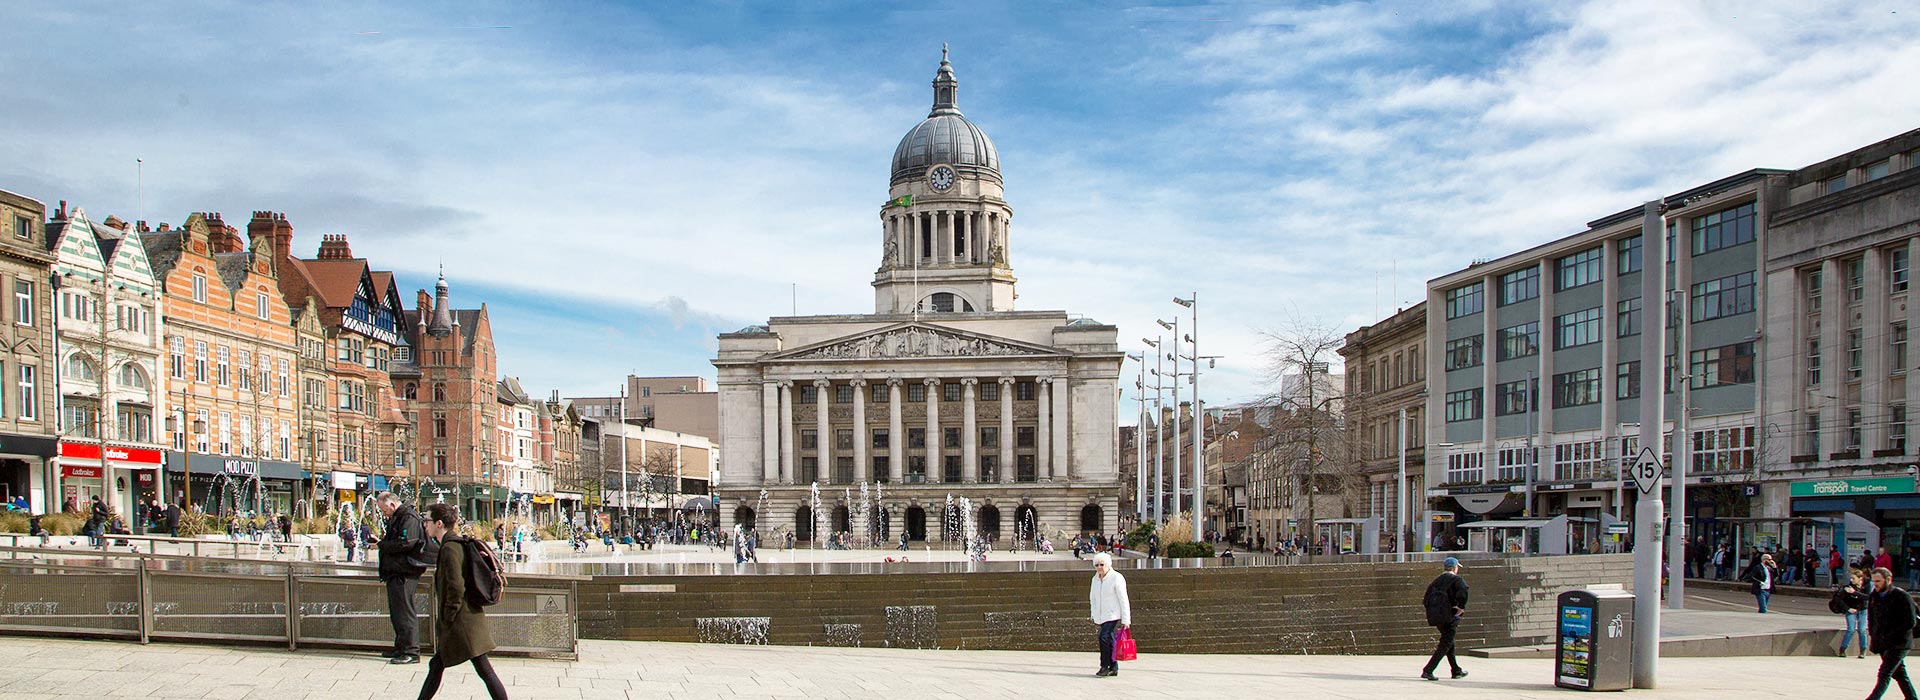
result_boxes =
[1338,302,1428,549]
[0,190,59,512]
[46,205,165,521]
[713,51,1123,543]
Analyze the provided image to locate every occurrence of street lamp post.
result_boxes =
[1157,318,1181,525]
[1172,295,1203,541]
[1144,337,1165,525]
[1126,353,1148,523]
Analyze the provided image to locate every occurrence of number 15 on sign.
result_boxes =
[1631,446,1663,495]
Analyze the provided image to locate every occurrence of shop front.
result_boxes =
[1788,476,1915,561]
[168,453,306,516]
[1427,483,1523,550]
[464,484,508,521]
[57,442,163,528]
[0,433,59,514]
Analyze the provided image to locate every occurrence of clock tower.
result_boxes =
[873,47,1017,314]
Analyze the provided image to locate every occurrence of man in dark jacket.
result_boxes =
[164,500,181,536]
[1421,557,1470,681]
[1867,567,1918,700]
[375,492,437,665]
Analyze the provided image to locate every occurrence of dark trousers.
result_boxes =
[1870,648,1919,700]
[1098,621,1119,671]
[418,653,507,700]
[385,576,419,655]
[1423,621,1461,675]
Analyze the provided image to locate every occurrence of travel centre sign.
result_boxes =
[1790,477,1918,498]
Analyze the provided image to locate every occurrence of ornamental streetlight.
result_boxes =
[1172,295,1203,541]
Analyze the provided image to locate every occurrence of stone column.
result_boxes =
[961,378,979,482]
[1909,239,1920,451]
[999,377,1015,484]
[1050,373,1070,481]
[940,211,953,264]
[778,381,795,484]
[1821,258,1844,454]
[1036,377,1052,482]
[814,379,832,484]
[925,378,941,482]
[851,379,869,483]
[1864,246,1888,451]
[962,212,975,263]
[892,216,907,267]
[761,381,780,483]
[911,212,923,262]
[888,379,905,483]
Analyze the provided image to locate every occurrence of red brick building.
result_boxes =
[394,273,500,518]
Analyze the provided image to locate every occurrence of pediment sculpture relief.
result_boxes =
[787,326,1040,360]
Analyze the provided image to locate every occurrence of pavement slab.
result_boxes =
[0,634,1893,698]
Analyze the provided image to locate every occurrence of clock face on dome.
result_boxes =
[927,164,957,192]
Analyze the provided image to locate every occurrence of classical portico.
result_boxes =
[714,51,1122,544]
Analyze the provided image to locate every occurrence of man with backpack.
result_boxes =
[1865,566,1917,700]
[374,492,437,665]
[418,502,507,699]
[1420,557,1470,681]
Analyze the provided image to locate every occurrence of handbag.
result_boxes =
[1114,628,1138,662]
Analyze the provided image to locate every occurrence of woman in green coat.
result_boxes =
[418,503,506,700]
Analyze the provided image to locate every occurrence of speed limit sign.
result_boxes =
[1631,446,1663,494]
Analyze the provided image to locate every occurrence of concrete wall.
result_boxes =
[577,554,1633,654]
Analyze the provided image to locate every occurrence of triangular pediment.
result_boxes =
[770,322,1064,361]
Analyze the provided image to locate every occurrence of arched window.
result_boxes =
[433,383,446,401]
[918,292,974,313]
[117,363,148,390]
[65,355,97,382]
[403,383,418,400]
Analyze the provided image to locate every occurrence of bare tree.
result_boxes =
[1255,315,1356,547]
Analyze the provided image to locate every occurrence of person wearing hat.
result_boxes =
[1420,556,1470,681]
[1088,552,1132,677]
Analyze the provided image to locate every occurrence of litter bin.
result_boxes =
[1555,588,1634,690]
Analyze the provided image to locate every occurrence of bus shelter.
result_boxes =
[1313,517,1381,555]
[1459,515,1599,555]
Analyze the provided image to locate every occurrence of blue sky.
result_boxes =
[3,1,1917,407]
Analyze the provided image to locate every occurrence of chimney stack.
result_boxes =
[317,234,354,260]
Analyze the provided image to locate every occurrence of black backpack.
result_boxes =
[1829,587,1849,615]
[460,538,507,608]
[1423,574,1456,626]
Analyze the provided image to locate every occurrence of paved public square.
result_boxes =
[0,634,1883,700]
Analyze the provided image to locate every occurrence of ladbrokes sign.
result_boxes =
[1789,477,1917,498]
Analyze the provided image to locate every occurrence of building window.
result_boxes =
[1494,379,1535,417]
[1444,389,1482,422]
[1893,248,1913,295]
[942,427,961,448]
[907,384,926,402]
[980,382,999,402]
[835,385,854,404]
[1848,258,1866,303]
[236,351,251,391]
[1846,409,1863,451]
[1689,341,1756,388]
[64,400,99,438]
[836,429,854,452]
[16,364,34,420]
[1445,452,1483,484]
[943,383,962,402]
[1616,361,1640,400]
[1555,307,1602,349]
[1893,405,1909,453]
[1617,297,1642,337]
[942,455,961,482]
[871,428,890,450]
[1015,426,1036,448]
[1690,272,1757,322]
[980,426,999,448]
[434,414,447,438]
[13,281,31,326]
[1556,248,1602,290]
[1499,267,1539,306]
[1824,174,1849,196]
[1808,337,1823,385]
[1895,324,1909,376]
[907,428,926,449]
[255,292,270,320]
[216,346,230,386]
[1848,329,1865,380]
[1016,382,1036,401]
[1016,454,1037,482]
[800,385,818,404]
[1445,282,1484,319]
[800,429,818,450]
[1553,368,1601,408]
[1617,235,1643,275]
[1555,440,1605,481]
[1495,445,1536,483]
[1691,202,1757,254]
[1691,426,1755,473]
[1444,335,1482,371]
[12,215,29,240]
[1496,322,1539,361]
[1804,268,1824,313]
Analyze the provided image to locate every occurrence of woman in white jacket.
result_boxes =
[1088,552,1131,677]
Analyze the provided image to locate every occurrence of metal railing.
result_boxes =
[0,545,581,658]
[0,533,325,560]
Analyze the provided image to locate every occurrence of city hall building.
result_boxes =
[713,51,1124,543]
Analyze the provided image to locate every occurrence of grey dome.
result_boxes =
[889,48,1001,186]
[890,115,1000,186]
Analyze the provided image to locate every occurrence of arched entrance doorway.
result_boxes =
[978,505,1002,541]
[906,506,927,541]
[734,506,756,531]
[1080,504,1103,535]
[796,505,814,542]
[1014,505,1038,545]
[833,505,851,535]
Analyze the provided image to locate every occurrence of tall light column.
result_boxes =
[1175,295,1203,541]
[1632,200,1666,689]
[1159,318,1181,520]
[1397,407,1409,562]
[1146,337,1164,524]
[1128,354,1148,521]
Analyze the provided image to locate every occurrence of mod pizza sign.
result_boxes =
[1790,477,1917,498]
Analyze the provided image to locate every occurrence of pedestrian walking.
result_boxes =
[1806,546,1821,588]
[340,523,359,563]
[1712,544,1730,580]
[1088,552,1131,678]
[1838,568,1870,658]
[1420,557,1470,681]
[375,492,437,665]
[1907,549,1920,591]
[1866,566,1919,700]
[1878,549,1895,573]
[416,503,507,699]
[1147,533,1160,559]
[1740,552,1779,613]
